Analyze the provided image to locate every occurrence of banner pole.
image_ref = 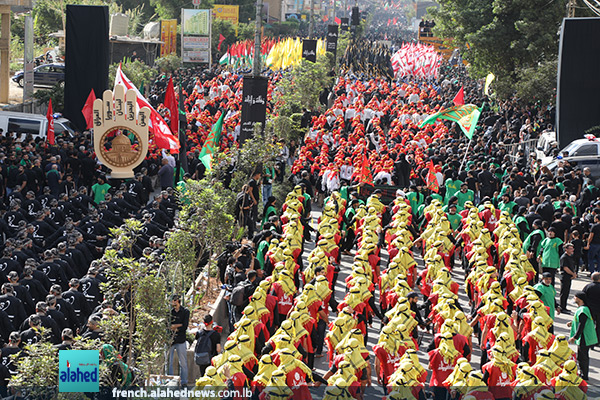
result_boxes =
[459,139,471,174]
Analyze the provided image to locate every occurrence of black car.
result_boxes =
[12,63,65,88]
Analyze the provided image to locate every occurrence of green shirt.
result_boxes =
[534,282,557,320]
[91,182,111,204]
[343,206,357,231]
[570,306,598,346]
[523,229,545,254]
[538,237,563,269]
[256,240,270,270]
[261,205,277,228]
[407,192,424,216]
[447,212,462,231]
[499,201,517,215]
[456,190,474,208]
[444,179,462,204]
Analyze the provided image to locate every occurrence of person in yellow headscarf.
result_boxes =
[512,363,543,399]
[429,332,460,400]
[522,316,554,364]
[252,354,278,392]
[547,334,575,368]
[444,357,472,395]
[481,346,516,400]
[551,360,588,400]
[531,349,560,385]
[261,368,293,400]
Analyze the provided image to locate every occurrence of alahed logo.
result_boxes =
[59,350,100,393]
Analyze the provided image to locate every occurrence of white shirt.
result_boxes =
[162,149,176,167]
[340,165,354,181]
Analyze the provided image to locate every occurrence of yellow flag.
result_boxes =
[484,73,495,95]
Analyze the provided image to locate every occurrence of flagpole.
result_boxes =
[458,139,471,174]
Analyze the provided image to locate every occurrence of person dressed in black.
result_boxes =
[583,271,600,343]
[560,243,578,314]
[168,294,190,386]
[194,314,221,376]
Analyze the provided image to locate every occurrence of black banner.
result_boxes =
[340,17,349,31]
[240,76,268,144]
[64,5,109,131]
[326,24,339,56]
[302,39,317,63]
[351,7,360,25]
[557,18,600,147]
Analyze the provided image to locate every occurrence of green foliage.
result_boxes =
[429,0,566,104]
[264,20,300,37]
[32,0,122,39]
[9,339,58,397]
[268,114,307,143]
[237,22,255,40]
[99,219,172,379]
[514,58,558,105]
[109,59,157,89]
[155,54,182,73]
[168,179,236,292]
[150,0,213,20]
[34,83,65,113]
[336,31,351,67]
[273,56,334,117]
[212,19,236,59]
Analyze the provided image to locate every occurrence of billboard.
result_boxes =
[213,5,239,25]
[181,9,211,64]
[160,19,177,56]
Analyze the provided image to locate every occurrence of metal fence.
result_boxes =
[497,139,538,162]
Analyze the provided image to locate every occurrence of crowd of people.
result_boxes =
[0,128,182,393]
[1,27,599,400]
[188,51,600,400]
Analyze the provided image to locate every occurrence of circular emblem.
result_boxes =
[99,126,143,168]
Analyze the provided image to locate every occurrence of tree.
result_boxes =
[429,0,567,103]
[211,18,236,60]
[108,59,157,89]
[34,83,65,112]
[273,55,334,117]
[166,179,236,294]
[155,54,182,73]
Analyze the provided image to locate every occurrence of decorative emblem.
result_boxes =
[93,86,150,178]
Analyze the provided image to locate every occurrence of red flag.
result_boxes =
[323,15,329,22]
[359,153,373,185]
[453,87,465,106]
[114,64,180,151]
[426,160,439,193]
[46,99,54,145]
[81,89,96,130]
[335,17,341,24]
[164,76,178,136]
[218,34,226,51]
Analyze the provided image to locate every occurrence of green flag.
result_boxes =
[198,112,225,171]
[420,104,483,140]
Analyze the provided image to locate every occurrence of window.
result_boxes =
[572,144,598,157]
[7,118,42,136]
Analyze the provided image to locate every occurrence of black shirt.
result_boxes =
[560,253,577,276]
[583,281,600,314]
[591,223,600,245]
[171,306,190,344]
[195,328,221,358]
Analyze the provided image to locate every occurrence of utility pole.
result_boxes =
[567,0,576,17]
[252,0,263,76]
[309,0,314,38]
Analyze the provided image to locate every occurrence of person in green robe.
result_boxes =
[534,272,559,320]
[91,176,112,205]
[406,185,424,217]
[499,193,517,216]
[523,219,545,282]
[256,230,274,273]
[514,206,530,240]
[455,183,474,209]
[568,291,599,381]
[342,199,359,254]
[537,227,563,285]
[446,204,462,232]
[443,173,462,205]
[261,196,277,229]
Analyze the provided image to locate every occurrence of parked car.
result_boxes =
[12,63,65,88]
[544,136,600,185]
[0,111,76,140]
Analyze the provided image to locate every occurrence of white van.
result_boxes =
[0,111,76,140]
